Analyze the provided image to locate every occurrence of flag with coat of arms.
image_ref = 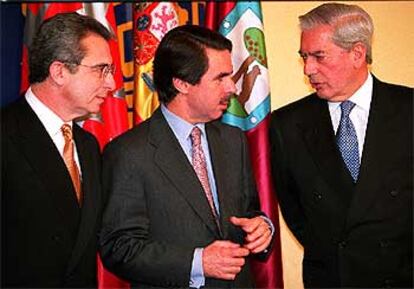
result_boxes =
[206,2,284,288]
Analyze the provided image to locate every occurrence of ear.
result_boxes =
[351,42,367,68]
[172,77,190,94]
[48,61,67,86]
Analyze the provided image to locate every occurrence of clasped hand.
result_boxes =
[202,216,272,280]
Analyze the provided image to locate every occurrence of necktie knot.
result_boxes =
[340,101,355,118]
[61,124,73,142]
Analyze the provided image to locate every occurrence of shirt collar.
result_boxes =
[160,104,206,141]
[25,87,72,137]
[328,73,373,113]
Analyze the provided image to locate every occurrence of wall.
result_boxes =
[261,2,414,289]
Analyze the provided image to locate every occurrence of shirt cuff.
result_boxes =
[189,248,205,288]
[260,215,275,253]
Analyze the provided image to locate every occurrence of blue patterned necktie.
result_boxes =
[336,101,360,182]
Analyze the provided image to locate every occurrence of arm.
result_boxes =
[269,113,305,244]
[230,130,273,255]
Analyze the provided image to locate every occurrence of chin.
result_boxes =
[316,91,332,100]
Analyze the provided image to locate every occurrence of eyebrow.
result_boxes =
[298,50,325,57]
[214,71,233,80]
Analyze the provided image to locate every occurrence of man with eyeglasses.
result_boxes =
[1,12,115,287]
[269,3,413,288]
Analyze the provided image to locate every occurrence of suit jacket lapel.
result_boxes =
[298,96,355,203]
[150,109,221,238]
[66,124,101,275]
[12,99,80,227]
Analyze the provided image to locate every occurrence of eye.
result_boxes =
[315,54,327,63]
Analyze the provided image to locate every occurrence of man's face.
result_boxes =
[63,33,115,117]
[185,48,236,123]
[299,25,360,102]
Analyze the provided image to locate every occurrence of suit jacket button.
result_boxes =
[389,190,399,197]
[313,191,322,200]
[338,241,347,249]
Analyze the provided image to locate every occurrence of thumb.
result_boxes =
[230,216,248,226]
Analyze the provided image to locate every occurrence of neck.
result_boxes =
[166,96,199,124]
[31,81,73,122]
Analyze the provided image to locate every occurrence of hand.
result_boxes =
[230,216,272,253]
[202,240,250,280]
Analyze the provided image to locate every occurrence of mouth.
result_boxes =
[310,81,324,90]
[219,98,230,109]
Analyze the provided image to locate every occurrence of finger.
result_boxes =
[220,272,238,281]
[245,221,269,243]
[213,240,241,249]
[228,247,250,258]
[244,231,272,253]
[229,216,248,226]
[219,256,246,268]
[230,216,260,233]
[222,264,243,275]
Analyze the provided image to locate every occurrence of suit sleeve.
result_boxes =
[99,139,194,287]
[240,131,262,217]
[269,112,305,244]
[240,130,274,260]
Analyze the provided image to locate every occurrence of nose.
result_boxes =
[303,57,317,76]
[104,72,116,92]
[225,77,237,95]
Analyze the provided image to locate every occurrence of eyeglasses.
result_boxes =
[78,63,116,79]
[66,62,116,79]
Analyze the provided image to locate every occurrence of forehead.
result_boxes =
[204,48,233,74]
[300,25,336,52]
[81,33,112,62]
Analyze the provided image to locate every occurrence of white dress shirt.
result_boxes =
[328,74,373,161]
[25,87,82,176]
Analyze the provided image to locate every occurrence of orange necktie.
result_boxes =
[61,124,82,206]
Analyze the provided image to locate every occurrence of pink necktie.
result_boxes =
[61,124,82,206]
[190,127,219,225]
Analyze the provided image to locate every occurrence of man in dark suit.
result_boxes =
[99,25,273,288]
[270,3,413,288]
[1,13,116,287]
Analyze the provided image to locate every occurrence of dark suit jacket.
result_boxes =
[269,76,413,288]
[1,97,102,287]
[99,108,264,288]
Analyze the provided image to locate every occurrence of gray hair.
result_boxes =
[299,3,374,64]
[29,12,112,84]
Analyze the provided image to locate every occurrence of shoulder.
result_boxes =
[208,120,246,144]
[1,98,27,123]
[209,119,244,134]
[373,77,413,114]
[73,123,101,152]
[374,77,413,100]
[270,93,323,124]
[103,118,151,159]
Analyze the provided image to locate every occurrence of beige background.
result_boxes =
[261,2,414,289]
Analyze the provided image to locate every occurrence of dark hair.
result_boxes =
[29,12,112,84]
[153,25,232,104]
